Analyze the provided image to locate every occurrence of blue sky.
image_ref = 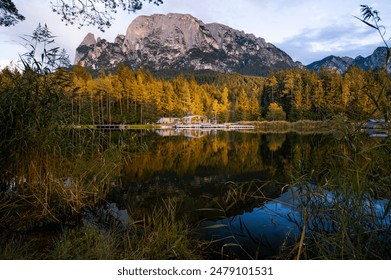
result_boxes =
[1,0,390,69]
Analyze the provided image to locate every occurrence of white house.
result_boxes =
[156,117,180,124]
[156,115,208,125]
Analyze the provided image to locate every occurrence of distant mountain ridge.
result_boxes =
[75,13,300,76]
[75,13,390,76]
[306,47,391,73]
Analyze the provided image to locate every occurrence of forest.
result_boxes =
[1,62,390,131]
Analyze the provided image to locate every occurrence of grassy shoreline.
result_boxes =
[240,120,332,134]
[69,124,161,130]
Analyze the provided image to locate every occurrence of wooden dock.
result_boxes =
[173,123,255,130]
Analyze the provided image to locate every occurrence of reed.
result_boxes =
[284,116,391,259]
[286,180,391,259]
[284,6,391,259]
[5,198,202,260]
[127,198,203,259]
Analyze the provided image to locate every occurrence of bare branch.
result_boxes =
[0,0,25,26]
[50,0,163,32]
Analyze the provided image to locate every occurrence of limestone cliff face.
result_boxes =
[75,13,298,75]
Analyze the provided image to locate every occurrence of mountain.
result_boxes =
[306,55,354,73]
[354,47,390,71]
[306,47,391,73]
[75,13,300,76]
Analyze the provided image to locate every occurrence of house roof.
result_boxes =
[182,115,205,119]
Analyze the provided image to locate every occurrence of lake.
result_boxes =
[110,130,321,217]
[2,128,389,259]
[87,129,385,258]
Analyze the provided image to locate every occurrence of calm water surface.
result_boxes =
[104,129,388,258]
[117,130,319,208]
[102,130,329,257]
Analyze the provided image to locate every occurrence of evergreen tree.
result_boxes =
[219,87,231,122]
[249,91,261,121]
[235,89,250,121]
[266,102,286,121]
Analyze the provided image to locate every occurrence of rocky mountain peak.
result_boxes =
[79,33,96,46]
[75,13,297,75]
[122,13,218,54]
[74,33,97,64]
[306,55,354,73]
[307,47,391,73]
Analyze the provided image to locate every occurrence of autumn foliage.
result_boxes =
[1,63,390,128]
